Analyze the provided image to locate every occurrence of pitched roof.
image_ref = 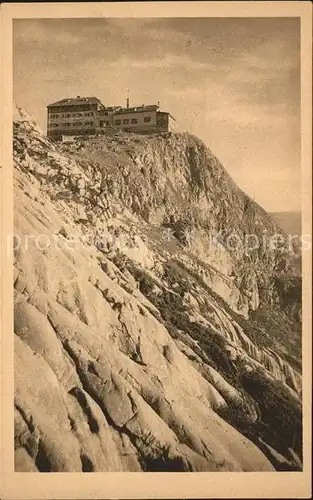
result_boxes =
[157,110,176,121]
[47,96,103,108]
[105,106,122,111]
[114,104,160,115]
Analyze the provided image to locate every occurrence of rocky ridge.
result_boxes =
[13,104,302,472]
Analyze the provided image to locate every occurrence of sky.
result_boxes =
[13,17,301,213]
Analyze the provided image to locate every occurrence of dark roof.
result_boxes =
[105,106,122,111]
[114,104,160,115]
[47,96,104,108]
[158,111,176,121]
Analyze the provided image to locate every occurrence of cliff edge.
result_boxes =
[13,105,302,472]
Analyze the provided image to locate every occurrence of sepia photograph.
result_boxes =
[1,1,312,499]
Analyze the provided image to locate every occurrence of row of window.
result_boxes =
[49,121,94,128]
[114,116,152,126]
[49,112,153,123]
[49,112,94,119]
[115,118,137,125]
[64,121,94,127]
[50,105,96,113]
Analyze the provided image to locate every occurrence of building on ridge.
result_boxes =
[110,103,176,135]
[47,96,105,140]
[47,95,176,140]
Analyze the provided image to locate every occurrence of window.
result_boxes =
[131,118,138,124]
[123,119,129,124]
[115,120,121,125]
[144,116,151,123]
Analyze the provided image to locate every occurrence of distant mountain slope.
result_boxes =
[13,105,302,472]
[271,212,301,236]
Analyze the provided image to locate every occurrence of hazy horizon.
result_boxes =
[13,17,301,213]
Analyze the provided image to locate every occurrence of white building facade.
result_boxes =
[47,96,175,140]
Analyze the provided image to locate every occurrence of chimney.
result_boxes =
[157,100,160,108]
[126,89,130,109]
[77,95,81,98]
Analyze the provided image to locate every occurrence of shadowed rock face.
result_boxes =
[13,105,302,472]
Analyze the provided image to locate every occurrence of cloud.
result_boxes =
[14,19,81,45]
[106,54,215,71]
[13,17,301,212]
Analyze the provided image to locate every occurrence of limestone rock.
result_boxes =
[12,106,301,473]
